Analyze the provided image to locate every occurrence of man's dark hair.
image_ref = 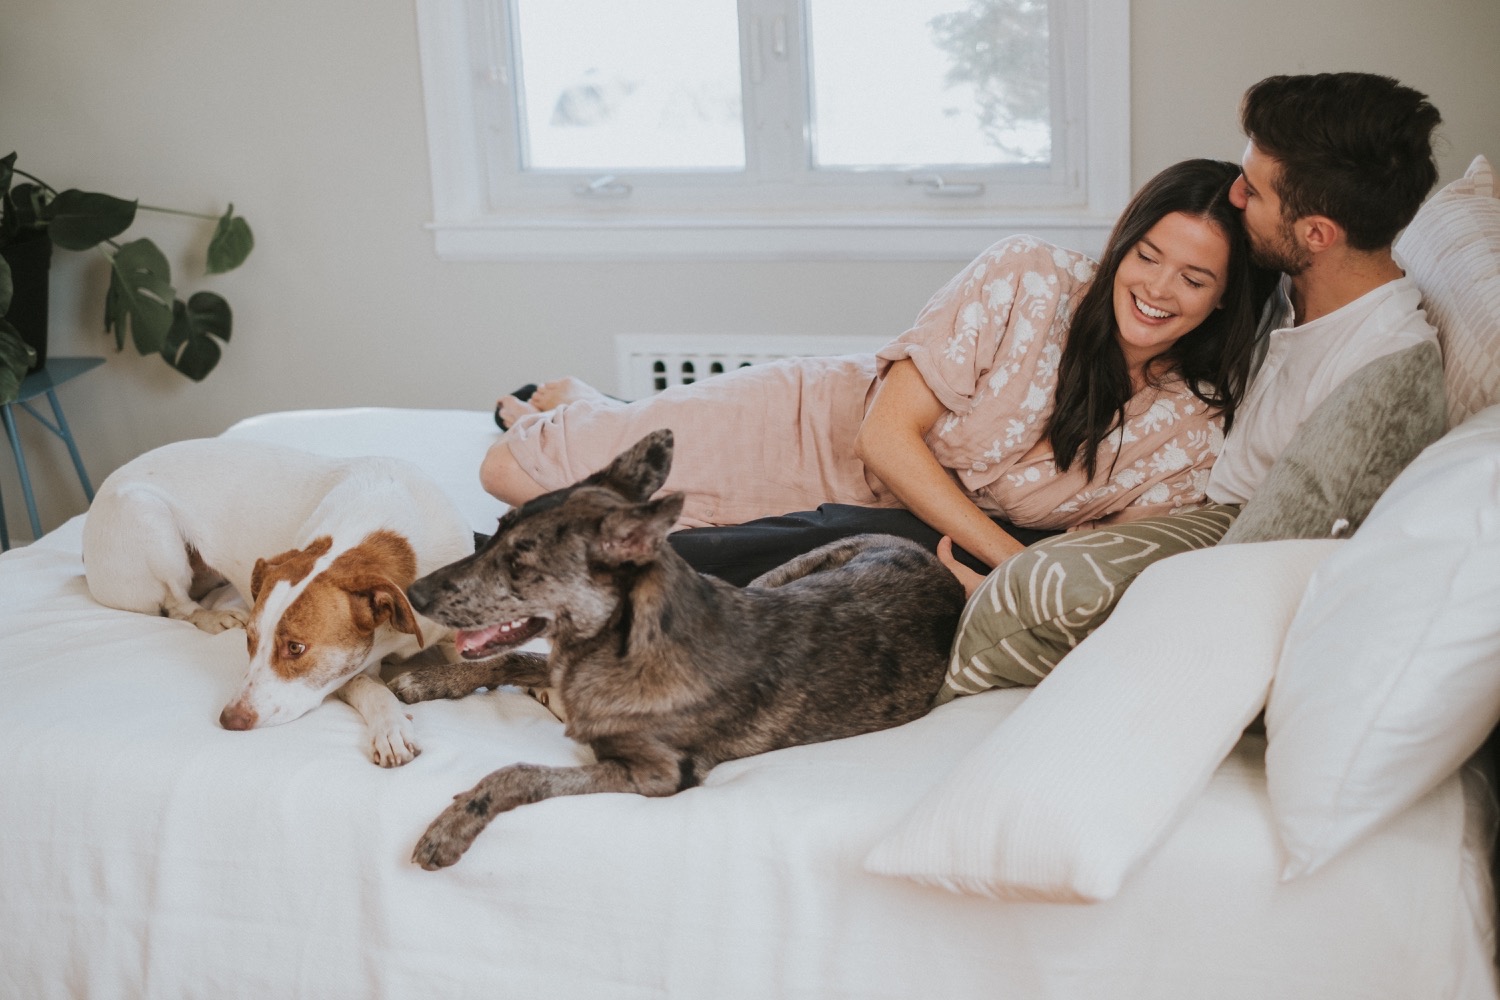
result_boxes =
[1241,73,1442,251]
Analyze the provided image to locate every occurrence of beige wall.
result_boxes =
[1,0,1497,540]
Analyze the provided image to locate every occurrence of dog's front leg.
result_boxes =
[337,673,420,767]
[412,753,682,870]
[389,651,550,704]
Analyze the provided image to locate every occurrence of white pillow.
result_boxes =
[1394,153,1500,428]
[865,538,1342,902]
[1267,402,1500,880]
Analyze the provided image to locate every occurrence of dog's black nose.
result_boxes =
[407,578,434,613]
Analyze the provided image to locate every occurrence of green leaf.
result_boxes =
[0,254,11,317]
[161,292,231,381]
[0,153,15,205]
[0,319,37,405]
[206,205,253,274]
[48,189,137,251]
[105,239,174,355]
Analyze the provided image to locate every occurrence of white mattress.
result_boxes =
[0,406,1495,1000]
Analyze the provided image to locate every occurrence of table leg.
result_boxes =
[1,403,44,541]
[44,389,95,501]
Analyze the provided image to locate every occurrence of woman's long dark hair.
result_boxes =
[1047,158,1274,480]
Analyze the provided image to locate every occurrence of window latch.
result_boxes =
[573,175,633,199]
[908,174,986,198]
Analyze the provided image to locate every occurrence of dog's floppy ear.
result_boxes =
[347,576,426,646]
[592,493,685,566]
[585,429,674,501]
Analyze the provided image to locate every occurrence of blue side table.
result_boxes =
[1,356,103,550]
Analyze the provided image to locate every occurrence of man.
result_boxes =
[1205,72,1444,506]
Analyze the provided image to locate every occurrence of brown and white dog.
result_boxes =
[82,438,474,766]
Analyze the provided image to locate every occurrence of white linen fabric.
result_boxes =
[866,538,1340,903]
[1268,402,1500,880]
[1206,275,1438,505]
[0,407,1495,1000]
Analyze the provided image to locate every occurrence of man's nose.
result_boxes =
[1229,175,1249,209]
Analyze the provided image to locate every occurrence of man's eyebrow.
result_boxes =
[1142,237,1220,279]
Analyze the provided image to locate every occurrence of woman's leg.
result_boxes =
[479,439,548,506]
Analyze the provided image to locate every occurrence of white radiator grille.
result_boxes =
[613,334,882,399]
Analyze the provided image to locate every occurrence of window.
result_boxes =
[415,0,1129,260]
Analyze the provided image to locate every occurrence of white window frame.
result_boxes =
[415,0,1130,261]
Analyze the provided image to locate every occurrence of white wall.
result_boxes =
[1,0,1497,540]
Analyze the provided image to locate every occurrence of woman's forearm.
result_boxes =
[855,360,1026,571]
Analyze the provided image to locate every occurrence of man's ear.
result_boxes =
[350,577,425,645]
[1298,215,1344,254]
[592,493,686,566]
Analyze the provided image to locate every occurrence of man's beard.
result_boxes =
[1248,216,1311,275]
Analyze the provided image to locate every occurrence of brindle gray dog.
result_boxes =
[394,429,965,870]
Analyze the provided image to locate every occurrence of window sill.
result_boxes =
[425,211,1117,263]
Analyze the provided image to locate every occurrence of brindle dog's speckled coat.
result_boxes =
[394,430,965,869]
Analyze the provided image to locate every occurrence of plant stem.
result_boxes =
[12,169,58,197]
[138,204,219,222]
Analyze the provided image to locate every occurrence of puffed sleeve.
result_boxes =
[874,236,1048,414]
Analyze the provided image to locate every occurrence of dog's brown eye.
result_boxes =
[284,640,306,658]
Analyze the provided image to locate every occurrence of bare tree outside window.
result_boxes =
[929,0,1051,163]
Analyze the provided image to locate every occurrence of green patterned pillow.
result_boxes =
[939,504,1240,702]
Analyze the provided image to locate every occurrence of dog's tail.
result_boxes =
[746,533,922,589]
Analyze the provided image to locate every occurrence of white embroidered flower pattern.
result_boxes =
[1150,443,1190,475]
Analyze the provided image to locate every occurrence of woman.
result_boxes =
[483,159,1270,585]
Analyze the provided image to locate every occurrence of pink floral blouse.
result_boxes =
[875,235,1226,528]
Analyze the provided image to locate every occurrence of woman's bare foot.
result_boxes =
[496,377,623,430]
[495,393,540,428]
[530,377,618,410]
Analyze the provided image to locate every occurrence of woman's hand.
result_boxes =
[937,536,988,597]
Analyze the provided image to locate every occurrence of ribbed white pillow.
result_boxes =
[1267,403,1500,879]
[1394,154,1500,428]
[865,538,1342,902]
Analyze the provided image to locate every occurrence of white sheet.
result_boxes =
[0,407,1494,1000]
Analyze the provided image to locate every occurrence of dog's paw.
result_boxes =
[411,793,491,869]
[388,671,435,705]
[367,712,421,768]
[185,606,249,634]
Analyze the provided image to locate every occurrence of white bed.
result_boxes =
[0,404,1496,1000]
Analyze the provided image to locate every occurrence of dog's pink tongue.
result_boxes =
[455,625,505,657]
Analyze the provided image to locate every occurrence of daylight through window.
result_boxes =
[416,0,1129,259]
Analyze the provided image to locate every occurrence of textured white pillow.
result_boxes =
[865,538,1342,902]
[1267,403,1500,880]
[1394,154,1500,428]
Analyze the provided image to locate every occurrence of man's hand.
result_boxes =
[937,536,988,598]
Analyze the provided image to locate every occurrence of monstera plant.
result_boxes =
[0,151,253,404]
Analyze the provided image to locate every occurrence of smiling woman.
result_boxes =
[1111,211,1232,385]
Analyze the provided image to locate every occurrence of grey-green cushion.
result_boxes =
[940,503,1240,701]
[1220,341,1446,545]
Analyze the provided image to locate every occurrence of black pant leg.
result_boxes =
[666,503,1061,586]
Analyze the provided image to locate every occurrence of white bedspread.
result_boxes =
[0,407,1494,999]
